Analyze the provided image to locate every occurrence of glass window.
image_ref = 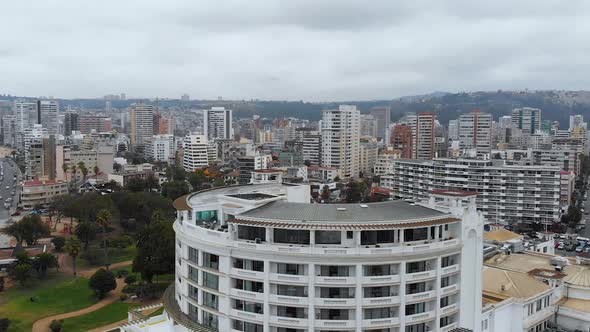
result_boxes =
[189,266,198,283]
[319,287,355,299]
[364,286,395,298]
[318,265,352,277]
[276,263,304,275]
[406,282,427,294]
[238,225,266,242]
[202,252,219,270]
[441,256,455,268]
[202,271,219,290]
[202,310,218,329]
[276,284,307,297]
[235,279,264,293]
[277,306,307,318]
[405,302,426,315]
[364,264,395,276]
[404,228,428,242]
[234,258,264,272]
[440,296,449,308]
[407,261,429,274]
[234,299,263,314]
[364,307,395,319]
[361,230,395,245]
[233,320,263,332]
[274,229,310,245]
[316,231,341,244]
[202,291,218,310]
[188,303,198,320]
[405,323,426,332]
[441,277,450,288]
[317,309,350,320]
[189,284,198,301]
[188,247,198,264]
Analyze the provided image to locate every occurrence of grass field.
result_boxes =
[0,275,95,331]
[61,302,139,332]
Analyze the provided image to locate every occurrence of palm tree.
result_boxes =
[65,236,82,276]
[96,209,112,269]
[78,162,88,181]
[62,163,69,183]
[70,164,77,187]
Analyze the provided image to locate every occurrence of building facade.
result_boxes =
[370,106,391,140]
[183,135,209,172]
[79,115,112,134]
[458,111,492,157]
[204,107,233,140]
[391,124,413,159]
[20,179,68,209]
[321,105,360,179]
[37,100,59,135]
[130,103,155,148]
[511,108,541,135]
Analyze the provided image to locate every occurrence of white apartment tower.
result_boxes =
[511,107,541,135]
[204,107,233,140]
[37,100,59,135]
[321,105,360,179]
[458,111,493,157]
[182,135,209,172]
[414,113,436,159]
[146,134,176,162]
[130,103,154,148]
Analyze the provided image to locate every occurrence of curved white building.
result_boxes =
[134,184,484,332]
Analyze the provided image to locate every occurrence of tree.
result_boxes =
[96,209,112,269]
[188,169,207,191]
[62,163,69,183]
[0,318,10,332]
[133,218,175,283]
[65,236,82,276]
[321,185,331,203]
[113,162,122,173]
[89,268,116,299]
[346,180,362,203]
[93,165,100,176]
[1,215,50,246]
[213,177,225,187]
[33,252,58,278]
[333,176,341,182]
[125,178,146,192]
[14,263,31,286]
[145,174,160,192]
[51,236,66,252]
[49,320,62,332]
[70,164,77,183]
[161,180,189,200]
[75,221,97,250]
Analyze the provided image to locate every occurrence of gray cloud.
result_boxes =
[1,0,589,101]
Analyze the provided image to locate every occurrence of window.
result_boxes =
[274,229,310,244]
[234,299,263,314]
[319,287,355,299]
[318,265,352,277]
[235,279,264,293]
[406,323,426,332]
[234,258,264,272]
[441,256,455,268]
[202,291,218,310]
[346,231,354,239]
[276,263,304,275]
[536,299,542,311]
[364,307,395,319]
[404,228,428,242]
[441,277,450,288]
[276,284,307,297]
[407,261,429,274]
[277,306,306,318]
[202,252,219,270]
[440,316,450,327]
[405,302,426,315]
[317,309,350,320]
[202,272,219,290]
[233,320,263,332]
[361,230,396,245]
[406,282,427,295]
[189,285,198,300]
[316,231,341,244]
[364,264,395,276]
[189,266,198,283]
[188,303,198,320]
[188,247,198,264]
[364,286,395,298]
[202,310,218,329]
[238,225,266,242]
[440,296,449,308]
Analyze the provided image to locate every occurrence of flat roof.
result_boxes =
[484,229,523,242]
[483,266,551,300]
[560,298,590,313]
[238,200,449,223]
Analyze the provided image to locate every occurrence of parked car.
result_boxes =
[566,243,576,251]
[10,211,20,216]
[576,245,585,253]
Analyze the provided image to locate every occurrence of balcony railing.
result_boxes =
[405,310,435,323]
[269,316,308,328]
[361,317,401,328]
[406,290,436,303]
[406,270,437,282]
[362,295,401,306]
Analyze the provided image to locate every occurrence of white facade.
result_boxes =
[183,135,209,172]
[360,114,378,138]
[301,130,321,166]
[204,107,233,140]
[38,100,59,135]
[321,105,360,180]
[458,111,492,157]
[160,184,484,332]
[146,134,176,162]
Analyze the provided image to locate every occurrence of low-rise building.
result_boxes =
[20,179,68,209]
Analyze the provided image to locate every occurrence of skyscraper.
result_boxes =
[448,119,459,140]
[130,103,154,148]
[390,124,413,158]
[360,114,378,137]
[182,134,209,172]
[37,100,59,135]
[321,105,360,179]
[204,107,233,140]
[458,110,492,157]
[370,106,391,140]
[14,101,37,132]
[64,111,79,136]
[414,112,436,159]
[511,107,541,134]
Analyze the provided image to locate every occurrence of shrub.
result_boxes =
[120,293,129,301]
[124,275,137,285]
[49,319,62,332]
[117,269,129,278]
[51,236,66,252]
[89,269,116,299]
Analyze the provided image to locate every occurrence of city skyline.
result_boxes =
[1,1,590,101]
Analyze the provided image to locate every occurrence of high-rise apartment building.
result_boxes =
[414,112,436,159]
[145,134,176,162]
[204,107,233,140]
[359,139,378,176]
[360,114,378,137]
[64,112,79,136]
[321,105,360,179]
[370,106,391,140]
[448,119,459,140]
[390,124,413,158]
[182,135,209,172]
[37,100,59,135]
[14,101,37,133]
[569,115,586,130]
[511,107,541,135]
[2,115,15,147]
[457,110,492,157]
[297,128,321,166]
[130,103,154,148]
[79,115,112,134]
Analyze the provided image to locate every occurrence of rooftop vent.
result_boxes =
[360,204,368,208]
[337,207,347,211]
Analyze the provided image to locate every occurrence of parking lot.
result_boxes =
[554,187,590,257]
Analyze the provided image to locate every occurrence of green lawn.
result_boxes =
[78,245,137,269]
[0,275,96,331]
[62,302,139,332]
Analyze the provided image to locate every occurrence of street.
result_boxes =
[0,156,22,247]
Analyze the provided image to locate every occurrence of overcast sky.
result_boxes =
[1,1,589,101]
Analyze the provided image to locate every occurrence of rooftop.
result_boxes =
[483,266,551,301]
[484,229,523,242]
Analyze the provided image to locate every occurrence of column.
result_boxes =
[263,260,270,331]
[355,264,363,332]
[308,262,316,332]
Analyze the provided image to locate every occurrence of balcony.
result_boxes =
[314,297,356,307]
[229,288,265,301]
[269,273,308,285]
[441,322,459,331]
[406,270,437,282]
[362,317,400,328]
[230,268,264,280]
[315,319,356,329]
[441,284,459,295]
[230,309,264,323]
[441,264,460,276]
[406,290,436,303]
[405,310,435,323]
[362,275,401,285]
[315,276,356,286]
[269,294,308,306]
[269,316,308,328]
[362,295,401,306]
[440,303,459,316]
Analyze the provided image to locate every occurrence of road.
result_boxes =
[0,156,22,247]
